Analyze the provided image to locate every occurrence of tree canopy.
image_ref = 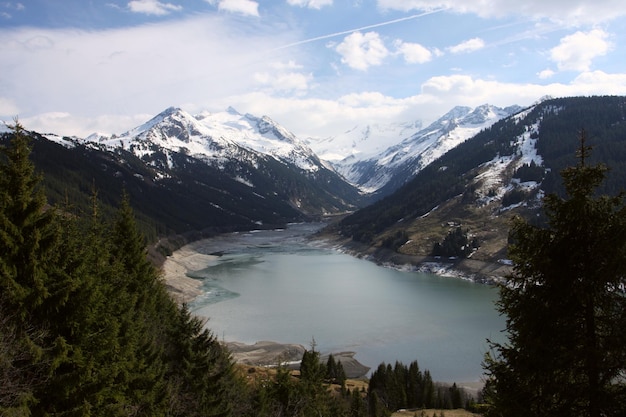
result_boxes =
[484,130,626,417]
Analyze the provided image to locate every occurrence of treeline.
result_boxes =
[431,227,479,258]
[261,350,476,417]
[368,361,477,414]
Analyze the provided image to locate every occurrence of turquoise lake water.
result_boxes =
[189,223,505,382]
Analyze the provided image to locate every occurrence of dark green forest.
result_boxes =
[0,122,240,416]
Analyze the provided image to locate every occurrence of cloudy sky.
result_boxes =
[1,0,625,138]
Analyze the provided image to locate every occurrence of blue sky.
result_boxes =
[1,0,625,138]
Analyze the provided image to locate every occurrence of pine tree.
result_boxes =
[165,304,236,417]
[484,130,626,417]
[300,348,325,385]
[106,193,171,415]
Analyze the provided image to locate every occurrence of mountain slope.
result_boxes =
[327,104,520,196]
[1,107,364,241]
[335,96,626,275]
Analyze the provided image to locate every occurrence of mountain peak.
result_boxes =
[226,106,241,115]
[152,106,185,120]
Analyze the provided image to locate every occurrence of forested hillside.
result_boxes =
[336,96,626,269]
[0,123,240,415]
[0,128,364,251]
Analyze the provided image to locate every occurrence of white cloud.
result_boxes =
[0,97,19,115]
[448,37,484,54]
[9,70,626,140]
[572,70,626,88]
[127,0,182,16]
[394,40,432,64]
[537,69,555,79]
[335,31,389,70]
[214,0,259,16]
[377,0,626,25]
[287,0,333,9]
[223,69,626,140]
[20,112,154,138]
[549,29,611,72]
[254,62,312,94]
[0,15,297,136]
[419,73,626,109]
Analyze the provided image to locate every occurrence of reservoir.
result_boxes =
[189,223,505,383]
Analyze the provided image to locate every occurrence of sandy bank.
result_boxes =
[161,244,217,304]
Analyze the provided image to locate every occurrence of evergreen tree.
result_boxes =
[0,121,77,415]
[164,304,236,417]
[0,120,63,323]
[484,130,626,417]
[350,389,367,417]
[105,194,173,415]
[300,348,325,385]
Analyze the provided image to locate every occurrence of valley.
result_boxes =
[4,96,626,275]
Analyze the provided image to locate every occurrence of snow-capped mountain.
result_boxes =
[91,106,326,174]
[305,119,423,163]
[331,104,522,195]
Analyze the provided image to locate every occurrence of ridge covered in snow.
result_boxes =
[330,104,522,193]
[4,102,523,197]
[84,107,324,173]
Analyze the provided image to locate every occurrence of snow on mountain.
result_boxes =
[472,105,545,209]
[333,104,522,193]
[194,108,322,171]
[19,102,521,197]
[305,119,423,163]
[90,107,323,173]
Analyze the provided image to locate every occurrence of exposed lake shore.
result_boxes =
[311,231,512,285]
[160,243,217,304]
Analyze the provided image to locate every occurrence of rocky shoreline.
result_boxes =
[315,234,512,285]
[160,243,217,304]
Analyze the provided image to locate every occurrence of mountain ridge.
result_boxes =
[318,103,521,195]
[332,95,626,282]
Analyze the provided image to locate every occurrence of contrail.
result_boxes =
[275,8,446,50]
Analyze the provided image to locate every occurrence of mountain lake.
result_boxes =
[188,222,506,383]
